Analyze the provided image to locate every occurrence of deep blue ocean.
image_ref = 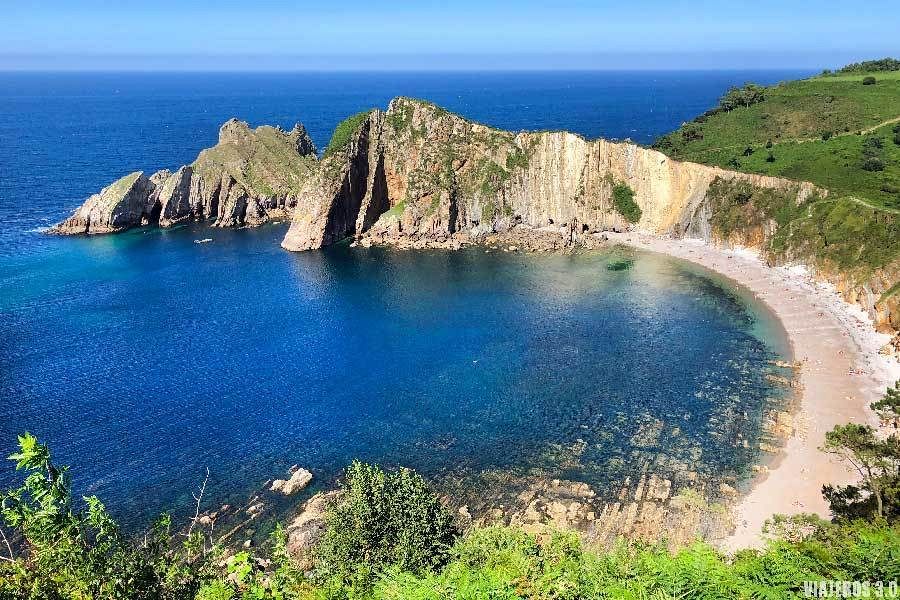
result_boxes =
[0,71,806,528]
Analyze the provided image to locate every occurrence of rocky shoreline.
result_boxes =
[606,232,900,550]
[51,97,897,333]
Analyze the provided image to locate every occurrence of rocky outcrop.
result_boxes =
[52,120,318,234]
[270,466,313,496]
[52,171,159,234]
[281,97,819,253]
[51,97,897,331]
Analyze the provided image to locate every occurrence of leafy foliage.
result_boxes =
[0,433,213,599]
[323,111,373,158]
[715,83,767,112]
[611,182,642,223]
[313,461,459,589]
[838,58,900,73]
[821,386,900,522]
[2,431,900,599]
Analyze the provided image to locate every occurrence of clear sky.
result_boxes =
[2,0,897,71]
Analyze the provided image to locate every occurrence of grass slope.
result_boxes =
[653,64,900,280]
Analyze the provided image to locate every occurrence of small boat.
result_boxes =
[194,238,213,244]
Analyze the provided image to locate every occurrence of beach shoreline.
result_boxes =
[605,231,900,551]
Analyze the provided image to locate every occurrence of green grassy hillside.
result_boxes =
[654,69,900,210]
[653,61,900,284]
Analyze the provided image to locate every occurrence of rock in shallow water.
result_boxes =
[270,467,313,496]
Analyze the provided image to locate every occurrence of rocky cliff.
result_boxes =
[281,98,821,252]
[52,120,318,234]
[53,97,897,332]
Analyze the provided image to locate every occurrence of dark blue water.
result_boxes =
[0,71,802,527]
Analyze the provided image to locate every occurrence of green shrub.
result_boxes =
[0,434,198,599]
[681,123,704,142]
[612,182,642,223]
[766,152,776,163]
[323,110,373,158]
[314,461,458,588]
[863,76,877,85]
[822,131,834,141]
[893,132,900,146]
[862,157,885,171]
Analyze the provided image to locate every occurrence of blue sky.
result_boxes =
[2,0,896,70]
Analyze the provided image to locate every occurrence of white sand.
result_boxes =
[605,232,899,551]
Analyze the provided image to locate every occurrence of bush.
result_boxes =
[314,461,458,588]
[894,133,900,146]
[821,131,834,141]
[323,110,373,158]
[766,152,776,163]
[863,76,877,85]
[765,140,774,149]
[742,146,754,156]
[681,123,704,142]
[861,157,885,171]
[612,182,642,223]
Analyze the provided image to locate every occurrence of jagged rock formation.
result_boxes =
[52,120,318,234]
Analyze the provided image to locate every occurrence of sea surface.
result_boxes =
[0,71,806,528]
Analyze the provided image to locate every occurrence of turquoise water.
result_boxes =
[0,72,800,527]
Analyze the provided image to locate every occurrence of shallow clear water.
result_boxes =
[0,71,801,527]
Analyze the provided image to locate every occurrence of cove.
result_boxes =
[0,222,791,529]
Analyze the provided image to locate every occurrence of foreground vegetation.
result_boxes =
[1,381,899,599]
[653,59,900,281]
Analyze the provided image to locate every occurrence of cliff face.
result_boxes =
[52,120,318,235]
[53,97,897,332]
[281,97,818,249]
[279,98,895,330]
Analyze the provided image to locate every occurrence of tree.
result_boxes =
[717,83,767,112]
[821,389,900,521]
[872,380,900,428]
[839,58,900,73]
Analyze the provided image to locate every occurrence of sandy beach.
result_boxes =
[606,232,900,551]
